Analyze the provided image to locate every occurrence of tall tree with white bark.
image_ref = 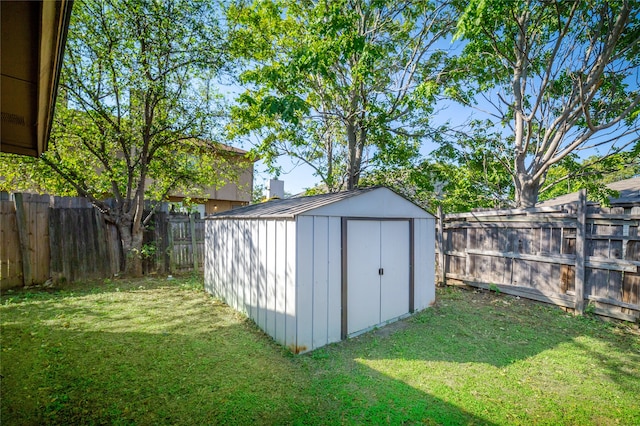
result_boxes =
[452,0,639,207]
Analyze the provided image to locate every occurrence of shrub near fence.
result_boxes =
[0,193,204,289]
[437,190,640,322]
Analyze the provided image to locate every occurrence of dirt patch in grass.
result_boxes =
[373,319,410,338]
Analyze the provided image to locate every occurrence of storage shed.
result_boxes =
[204,187,436,353]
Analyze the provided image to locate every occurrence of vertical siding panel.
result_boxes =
[221,220,229,304]
[214,220,221,298]
[215,220,223,299]
[265,221,277,338]
[239,223,251,317]
[234,220,242,311]
[415,218,436,310]
[235,220,245,313]
[275,220,287,343]
[227,222,234,301]
[241,220,248,312]
[312,217,329,349]
[227,221,235,308]
[204,220,213,294]
[224,220,232,303]
[241,220,250,315]
[296,216,314,352]
[425,218,436,306]
[254,220,262,328]
[236,220,244,313]
[413,219,424,309]
[249,220,259,321]
[232,220,240,310]
[213,220,220,296]
[257,220,268,331]
[285,220,297,350]
[208,220,216,296]
[214,221,222,298]
[216,220,222,296]
[327,217,342,344]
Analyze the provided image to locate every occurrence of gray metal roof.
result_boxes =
[207,187,382,219]
[537,176,640,207]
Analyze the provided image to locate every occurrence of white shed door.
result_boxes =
[347,220,410,335]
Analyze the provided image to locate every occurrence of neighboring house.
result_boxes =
[537,177,640,209]
[164,145,254,216]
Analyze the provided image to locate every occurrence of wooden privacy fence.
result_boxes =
[146,213,205,274]
[1,193,205,289]
[437,190,640,322]
[49,203,121,283]
[1,193,51,287]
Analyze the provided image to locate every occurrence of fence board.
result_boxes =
[34,201,50,283]
[167,214,205,273]
[0,200,21,288]
[14,193,32,285]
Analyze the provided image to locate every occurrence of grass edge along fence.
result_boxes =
[436,189,640,323]
[0,192,204,289]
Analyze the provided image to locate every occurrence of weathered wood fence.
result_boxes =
[1,193,204,289]
[437,190,640,322]
[153,213,205,274]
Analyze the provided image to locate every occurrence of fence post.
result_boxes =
[574,189,587,315]
[190,213,198,272]
[437,205,446,287]
[14,193,32,286]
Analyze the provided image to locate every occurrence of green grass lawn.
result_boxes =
[2,276,639,425]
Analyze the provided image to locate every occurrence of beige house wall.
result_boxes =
[166,155,254,214]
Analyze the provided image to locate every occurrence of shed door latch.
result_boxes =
[378,268,384,275]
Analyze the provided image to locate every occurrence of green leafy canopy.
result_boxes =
[226,0,457,191]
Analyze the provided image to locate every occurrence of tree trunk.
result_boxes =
[346,120,358,190]
[514,173,541,208]
[117,219,144,277]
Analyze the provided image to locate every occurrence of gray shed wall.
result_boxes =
[295,216,343,352]
[205,219,297,351]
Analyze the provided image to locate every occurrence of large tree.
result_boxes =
[452,0,640,207]
[539,150,640,204]
[362,125,515,213]
[227,0,456,191]
[0,0,235,275]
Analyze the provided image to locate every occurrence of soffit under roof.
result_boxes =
[1,0,73,157]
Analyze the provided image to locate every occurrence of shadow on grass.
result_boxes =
[295,288,640,425]
[3,284,638,424]
[406,289,633,358]
[333,287,640,397]
[1,284,494,425]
